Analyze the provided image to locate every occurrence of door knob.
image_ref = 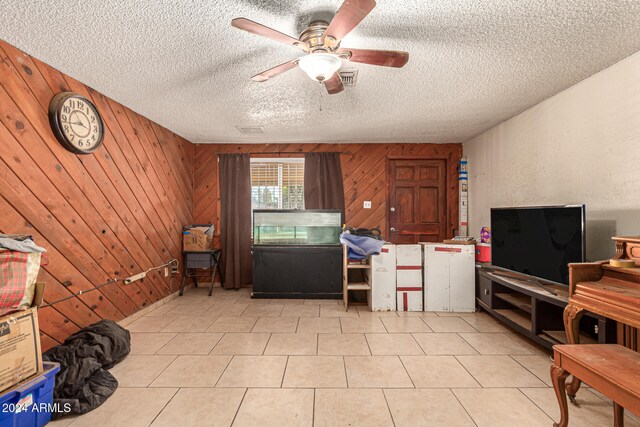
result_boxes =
[390,207,396,212]
[390,227,396,232]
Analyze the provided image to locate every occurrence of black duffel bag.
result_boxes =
[343,227,383,240]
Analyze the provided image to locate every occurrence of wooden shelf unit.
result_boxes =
[494,292,533,313]
[343,245,372,309]
[476,268,615,351]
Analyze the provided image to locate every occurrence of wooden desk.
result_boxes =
[551,344,640,427]
[563,236,640,400]
[180,250,224,296]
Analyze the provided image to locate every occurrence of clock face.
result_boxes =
[49,93,104,154]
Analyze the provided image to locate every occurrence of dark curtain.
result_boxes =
[304,152,345,219]
[219,154,252,289]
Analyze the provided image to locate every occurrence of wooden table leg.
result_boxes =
[551,364,570,427]
[614,403,625,427]
[563,304,585,402]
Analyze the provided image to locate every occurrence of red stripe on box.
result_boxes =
[461,222,468,226]
[397,287,422,291]
[435,247,462,253]
[397,265,421,270]
[403,292,408,311]
[381,248,389,253]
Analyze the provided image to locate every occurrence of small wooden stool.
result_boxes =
[551,344,640,427]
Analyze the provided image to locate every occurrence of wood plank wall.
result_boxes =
[194,143,462,241]
[0,40,194,350]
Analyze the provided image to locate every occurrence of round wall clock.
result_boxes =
[48,92,105,154]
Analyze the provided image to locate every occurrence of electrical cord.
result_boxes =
[40,259,180,308]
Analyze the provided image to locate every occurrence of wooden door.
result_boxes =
[388,159,447,244]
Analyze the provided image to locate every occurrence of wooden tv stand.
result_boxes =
[476,267,615,351]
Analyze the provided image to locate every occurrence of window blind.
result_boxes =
[250,158,304,210]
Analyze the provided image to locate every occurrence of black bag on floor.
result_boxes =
[43,319,131,419]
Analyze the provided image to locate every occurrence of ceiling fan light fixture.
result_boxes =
[298,53,342,82]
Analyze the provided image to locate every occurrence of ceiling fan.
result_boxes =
[231,0,409,94]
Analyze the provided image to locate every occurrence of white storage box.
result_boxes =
[396,244,423,311]
[423,243,475,312]
[368,244,396,311]
[396,289,423,311]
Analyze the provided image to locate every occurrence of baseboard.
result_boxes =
[117,283,196,327]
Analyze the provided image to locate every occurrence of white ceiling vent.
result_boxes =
[237,126,265,135]
[339,70,358,86]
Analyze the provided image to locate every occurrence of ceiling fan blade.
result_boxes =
[322,0,376,45]
[251,59,299,82]
[338,48,409,67]
[324,73,344,94]
[232,18,307,51]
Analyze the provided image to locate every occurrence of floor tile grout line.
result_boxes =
[212,355,235,388]
[208,331,227,355]
[397,355,417,389]
[509,353,554,386]
[342,356,349,388]
[229,388,249,426]
[408,332,426,356]
[147,386,181,426]
[515,387,556,423]
[363,331,373,355]
[280,355,289,388]
[381,389,398,427]
[381,316,390,333]
[460,315,482,333]
[262,331,273,355]
[456,332,481,355]
[417,315,433,332]
[312,388,319,425]
[144,354,179,388]
[452,354,483,388]
[450,388,480,427]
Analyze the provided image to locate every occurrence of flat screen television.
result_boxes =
[490,205,586,285]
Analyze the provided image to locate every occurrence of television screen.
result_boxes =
[490,205,585,284]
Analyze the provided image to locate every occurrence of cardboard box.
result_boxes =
[183,225,213,251]
[0,307,43,394]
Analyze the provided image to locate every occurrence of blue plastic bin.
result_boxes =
[0,362,60,427]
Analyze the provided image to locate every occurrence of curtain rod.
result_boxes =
[218,151,351,155]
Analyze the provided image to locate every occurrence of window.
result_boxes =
[250,158,304,211]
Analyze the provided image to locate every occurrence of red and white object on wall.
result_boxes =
[423,243,475,312]
[368,244,397,311]
[396,244,423,311]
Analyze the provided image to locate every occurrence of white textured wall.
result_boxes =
[463,51,640,261]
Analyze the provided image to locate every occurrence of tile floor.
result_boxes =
[51,286,640,427]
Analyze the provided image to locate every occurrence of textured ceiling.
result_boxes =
[1,1,640,144]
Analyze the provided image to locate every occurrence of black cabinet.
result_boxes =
[252,245,342,299]
[476,268,615,351]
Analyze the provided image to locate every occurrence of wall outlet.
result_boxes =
[363,201,372,209]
